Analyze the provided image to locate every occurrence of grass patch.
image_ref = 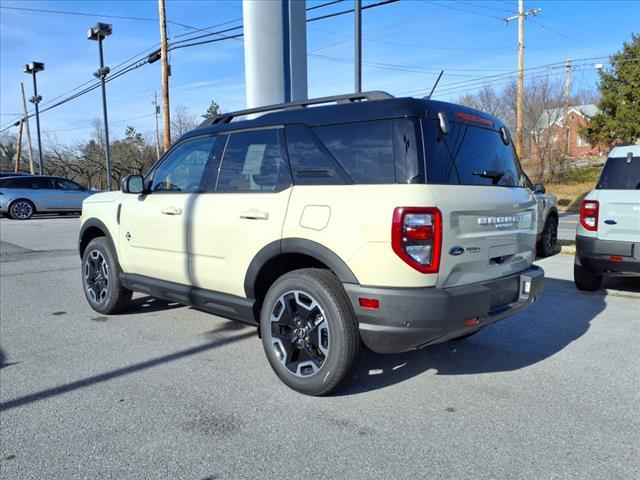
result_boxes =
[547,182,594,212]
[557,165,602,184]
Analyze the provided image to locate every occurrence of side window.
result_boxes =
[285,125,347,185]
[150,136,217,193]
[54,178,84,190]
[313,120,395,184]
[393,119,423,183]
[216,129,291,193]
[29,178,54,189]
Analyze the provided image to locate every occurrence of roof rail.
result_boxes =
[203,91,394,126]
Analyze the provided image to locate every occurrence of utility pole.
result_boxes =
[88,23,114,190]
[24,62,45,174]
[563,59,572,155]
[14,119,24,173]
[153,91,161,160]
[503,4,542,158]
[158,0,171,151]
[20,82,35,174]
[355,0,362,93]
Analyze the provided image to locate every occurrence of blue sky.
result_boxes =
[1,0,638,144]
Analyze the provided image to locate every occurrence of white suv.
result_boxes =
[79,92,544,395]
[574,145,640,290]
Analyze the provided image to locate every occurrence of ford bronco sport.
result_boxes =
[574,145,640,290]
[79,92,544,395]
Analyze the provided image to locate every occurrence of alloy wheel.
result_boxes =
[85,250,109,304]
[12,201,33,219]
[270,290,330,377]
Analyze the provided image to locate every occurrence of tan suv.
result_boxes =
[79,92,544,395]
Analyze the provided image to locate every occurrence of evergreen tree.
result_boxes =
[583,34,640,145]
[202,100,221,119]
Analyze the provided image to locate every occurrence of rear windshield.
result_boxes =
[422,119,527,187]
[597,156,640,190]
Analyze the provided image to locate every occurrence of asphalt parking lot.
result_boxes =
[1,216,639,479]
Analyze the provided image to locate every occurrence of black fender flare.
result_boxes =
[78,218,116,258]
[243,238,359,299]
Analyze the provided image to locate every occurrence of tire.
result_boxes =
[9,199,35,220]
[537,215,558,257]
[260,269,360,396]
[574,260,602,291]
[81,237,132,314]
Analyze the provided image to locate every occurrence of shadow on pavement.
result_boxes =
[0,323,254,412]
[124,296,185,314]
[336,277,607,396]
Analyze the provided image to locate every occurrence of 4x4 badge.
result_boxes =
[449,246,464,256]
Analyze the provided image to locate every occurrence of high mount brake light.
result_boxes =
[454,111,494,127]
[392,207,442,274]
[580,200,599,231]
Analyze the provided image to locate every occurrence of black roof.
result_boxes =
[182,93,506,142]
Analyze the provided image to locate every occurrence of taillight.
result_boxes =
[392,207,442,274]
[580,200,599,231]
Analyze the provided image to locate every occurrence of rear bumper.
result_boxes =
[344,266,544,354]
[576,235,640,275]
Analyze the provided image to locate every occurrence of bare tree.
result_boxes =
[171,105,198,141]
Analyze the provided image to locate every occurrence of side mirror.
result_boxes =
[121,175,145,194]
[534,184,546,194]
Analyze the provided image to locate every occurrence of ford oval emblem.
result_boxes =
[449,246,465,256]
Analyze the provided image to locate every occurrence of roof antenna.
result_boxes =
[425,70,444,100]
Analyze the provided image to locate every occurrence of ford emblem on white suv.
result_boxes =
[449,246,465,256]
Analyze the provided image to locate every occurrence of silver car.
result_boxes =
[0,175,96,220]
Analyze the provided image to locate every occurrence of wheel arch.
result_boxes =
[9,197,37,213]
[245,238,359,306]
[79,218,116,258]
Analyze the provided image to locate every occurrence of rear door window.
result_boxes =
[312,120,395,184]
[216,129,292,193]
[422,119,526,187]
[597,156,640,190]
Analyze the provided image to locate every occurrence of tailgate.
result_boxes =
[430,185,537,288]
[596,190,640,242]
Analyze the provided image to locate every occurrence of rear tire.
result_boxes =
[260,269,360,396]
[9,199,35,220]
[82,237,132,314]
[574,260,602,291]
[537,216,558,257]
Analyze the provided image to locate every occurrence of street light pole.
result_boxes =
[24,62,45,174]
[88,23,113,190]
[354,0,362,93]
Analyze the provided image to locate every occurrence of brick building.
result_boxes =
[531,104,608,158]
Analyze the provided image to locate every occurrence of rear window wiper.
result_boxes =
[473,170,504,185]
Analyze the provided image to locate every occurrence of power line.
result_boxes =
[0,0,399,132]
[424,1,503,20]
[529,19,607,55]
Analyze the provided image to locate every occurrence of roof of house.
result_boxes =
[535,104,599,131]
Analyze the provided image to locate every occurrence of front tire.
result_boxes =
[9,199,35,220]
[82,237,132,314]
[574,259,602,291]
[260,269,360,396]
[537,216,558,257]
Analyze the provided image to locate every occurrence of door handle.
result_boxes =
[161,206,182,215]
[239,209,269,220]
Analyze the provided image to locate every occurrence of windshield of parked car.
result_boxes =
[597,156,640,190]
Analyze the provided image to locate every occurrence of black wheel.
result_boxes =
[537,215,558,257]
[9,199,35,220]
[260,269,360,396]
[82,237,132,314]
[574,259,602,291]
